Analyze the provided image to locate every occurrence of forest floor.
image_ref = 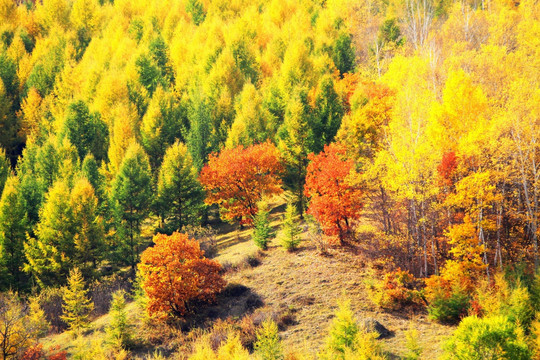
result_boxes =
[42,195,454,359]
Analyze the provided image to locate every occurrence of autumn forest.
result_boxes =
[0,0,539,358]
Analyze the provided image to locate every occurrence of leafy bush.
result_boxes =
[365,269,424,311]
[138,232,226,319]
[181,225,218,258]
[443,316,531,360]
[21,344,67,360]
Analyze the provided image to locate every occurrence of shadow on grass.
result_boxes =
[178,283,265,331]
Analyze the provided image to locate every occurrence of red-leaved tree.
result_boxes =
[138,232,226,319]
[199,141,283,225]
[304,143,363,244]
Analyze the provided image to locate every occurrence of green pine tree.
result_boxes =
[332,33,356,77]
[81,154,104,202]
[311,76,344,154]
[0,147,9,195]
[61,100,108,162]
[27,295,50,338]
[279,202,302,252]
[25,180,74,288]
[70,178,105,275]
[0,176,28,291]
[186,0,206,26]
[319,299,359,360]
[277,89,312,217]
[253,200,272,250]
[254,319,284,360]
[187,90,212,172]
[61,267,94,333]
[106,290,132,350]
[111,142,152,270]
[156,141,205,233]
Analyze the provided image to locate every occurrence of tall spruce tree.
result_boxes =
[253,200,272,250]
[277,89,313,217]
[0,148,9,196]
[111,142,152,270]
[279,202,302,251]
[0,176,28,291]
[156,141,204,233]
[61,100,108,162]
[70,178,105,275]
[24,180,74,288]
[61,267,94,332]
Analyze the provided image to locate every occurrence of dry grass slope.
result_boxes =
[41,196,454,358]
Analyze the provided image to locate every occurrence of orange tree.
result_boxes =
[304,143,363,244]
[199,141,283,225]
[138,232,226,318]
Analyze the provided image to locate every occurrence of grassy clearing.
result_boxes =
[41,196,454,358]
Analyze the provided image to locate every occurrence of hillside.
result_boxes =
[0,0,539,358]
[41,200,454,358]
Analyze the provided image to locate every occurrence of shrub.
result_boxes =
[279,203,302,251]
[306,215,328,255]
[404,323,422,360]
[365,269,424,311]
[33,287,65,332]
[443,316,531,360]
[254,319,284,360]
[189,333,250,360]
[425,276,470,324]
[138,232,226,319]
[472,273,535,331]
[319,299,386,359]
[21,344,67,360]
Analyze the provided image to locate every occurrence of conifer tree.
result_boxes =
[27,295,50,338]
[156,141,204,233]
[81,154,104,202]
[277,90,312,216]
[61,100,108,162]
[61,267,94,333]
[187,91,212,171]
[0,148,9,195]
[0,176,28,291]
[253,200,272,250]
[279,202,302,251]
[320,299,359,359]
[332,33,356,77]
[311,76,344,154]
[254,319,284,360]
[141,88,186,170]
[70,177,105,274]
[106,290,132,350]
[111,142,152,269]
[25,180,74,288]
